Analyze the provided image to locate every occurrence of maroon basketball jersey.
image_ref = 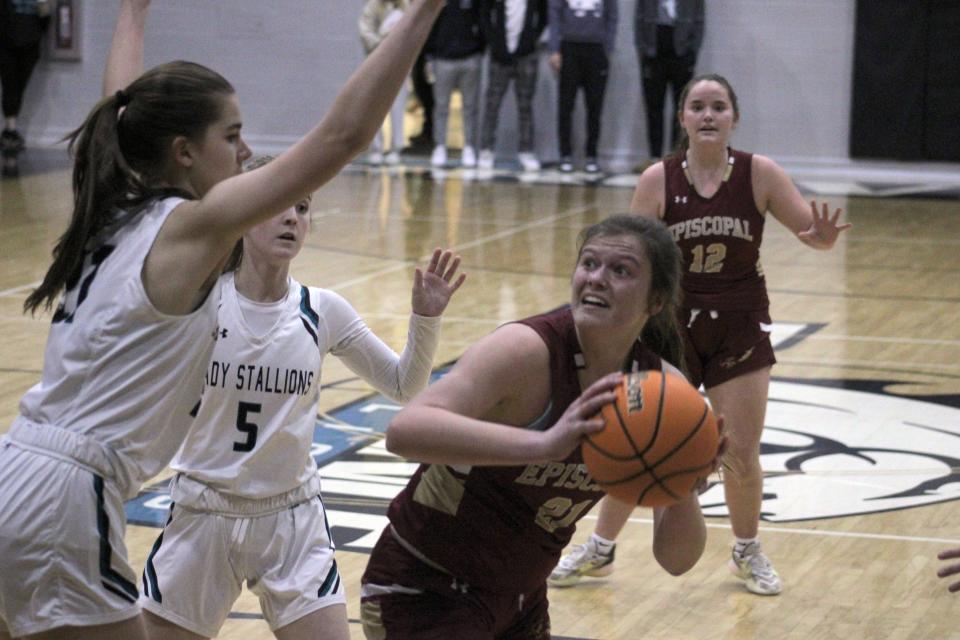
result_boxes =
[387,306,662,593]
[663,149,769,310]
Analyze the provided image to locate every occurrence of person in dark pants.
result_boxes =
[635,0,704,161]
[0,0,49,176]
[0,0,49,153]
[425,0,485,168]
[548,0,617,174]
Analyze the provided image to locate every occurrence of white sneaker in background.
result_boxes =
[384,150,401,165]
[478,149,495,170]
[558,157,574,173]
[461,146,477,168]
[728,541,782,595]
[367,150,383,165]
[548,538,615,587]
[584,157,600,174]
[517,152,541,172]
[430,145,447,167]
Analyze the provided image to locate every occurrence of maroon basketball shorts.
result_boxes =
[360,527,551,640]
[680,307,776,389]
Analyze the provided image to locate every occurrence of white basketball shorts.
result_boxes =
[0,440,140,637]
[139,477,345,637]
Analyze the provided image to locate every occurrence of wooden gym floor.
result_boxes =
[1,153,959,639]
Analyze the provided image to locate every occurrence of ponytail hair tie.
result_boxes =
[115,90,131,107]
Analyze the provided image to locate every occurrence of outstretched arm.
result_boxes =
[754,154,852,250]
[334,249,466,402]
[103,0,151,97]
[152,0,445,314]
[184,0,443,250]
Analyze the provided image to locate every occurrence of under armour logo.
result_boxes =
[213,327,228,340]
[674,195,688,204]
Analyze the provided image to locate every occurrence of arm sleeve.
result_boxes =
[324,291,442,403]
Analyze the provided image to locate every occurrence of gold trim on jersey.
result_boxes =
[412,464,466,516]
[360,600,386,640]
[681,148,735,186]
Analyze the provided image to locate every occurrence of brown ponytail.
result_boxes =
[25,61,234,314]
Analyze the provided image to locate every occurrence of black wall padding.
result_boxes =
[851,2,926,159]
[851,1,960,161]
[924,3,960,161]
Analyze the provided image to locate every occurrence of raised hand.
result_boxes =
[411,248,466,317]
[799,200,852,249]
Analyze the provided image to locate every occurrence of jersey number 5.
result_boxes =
[234,401,261,452]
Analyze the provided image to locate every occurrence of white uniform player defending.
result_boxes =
[0,0,447,637]
[139,159,465,640]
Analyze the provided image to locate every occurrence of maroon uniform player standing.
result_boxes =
[551,73,850,596]
[360,215,724,639]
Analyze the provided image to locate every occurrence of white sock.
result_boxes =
[733,537,759,554]
[590,533,616,552]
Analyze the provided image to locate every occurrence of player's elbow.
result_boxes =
[384,410,419,457]
[384,421,406,456]
[656,552,701,576]
[653,531,706,576]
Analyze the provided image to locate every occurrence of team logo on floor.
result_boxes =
[699,378,960,522]
[125,322,960,549]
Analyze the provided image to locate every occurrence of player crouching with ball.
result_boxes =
[359,214,725,640]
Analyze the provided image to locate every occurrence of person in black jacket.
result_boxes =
[477,0,547,172]
[635,0,704,161]
[0,0,49,175]
[425,0,485,168]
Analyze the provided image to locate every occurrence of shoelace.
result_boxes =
[739,548,776,580]
[558,545,589,570]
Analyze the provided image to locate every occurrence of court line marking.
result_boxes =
[0,205,590,299]
[806,334,960,347]
[587,514,960,545]
[354,318,960,348]
[325,205,594,293]
[0,281,40,298]
[777,357,960,372]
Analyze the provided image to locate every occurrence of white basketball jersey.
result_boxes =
[16,197,220,499]
[173,270,444,499]
[172,274,354,498]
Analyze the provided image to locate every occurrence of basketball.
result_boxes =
[582,370,719,507]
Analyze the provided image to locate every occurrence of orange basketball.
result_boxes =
[582,370,719,507]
